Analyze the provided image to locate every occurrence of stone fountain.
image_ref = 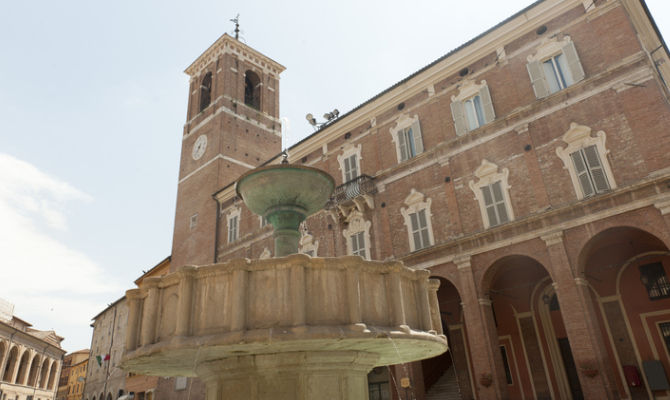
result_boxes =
[122,163,448,399]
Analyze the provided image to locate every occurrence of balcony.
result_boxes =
[326,175,377,215]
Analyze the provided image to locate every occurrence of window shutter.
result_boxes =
[562,41,585,83]
[481,185,499,226]
[527,60,550,99]
[571,151,595,197]
[398,130,409,161]
[418,209,430,247]
[583,145,609,193]
[479,85,495,124]
[412,121,424,155]
[491,181,509,224]
[410,212,420,250]
[450,101,467,136]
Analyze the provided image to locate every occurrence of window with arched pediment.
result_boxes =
[469,160,515,229]
[526,36,585,98]
[450,79,495,136]
[389,114,424,163]
[400,189,435,252]
[556,122,616,200]
[342,210,371,260]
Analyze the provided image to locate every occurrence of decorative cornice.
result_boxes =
[185,33,285,78]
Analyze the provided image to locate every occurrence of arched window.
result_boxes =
[39,358,49,388]
[47,361,58,389]
[244,70,261,110]
[199,72,212,112]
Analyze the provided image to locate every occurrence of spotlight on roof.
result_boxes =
[305,113,316,126]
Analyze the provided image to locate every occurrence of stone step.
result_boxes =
[424,366,462,400]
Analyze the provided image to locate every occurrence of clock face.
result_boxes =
[192,135,208,160]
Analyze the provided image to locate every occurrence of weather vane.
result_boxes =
[230,14,240,40]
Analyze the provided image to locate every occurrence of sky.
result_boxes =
[0,0,669,353]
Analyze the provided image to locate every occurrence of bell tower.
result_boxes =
[171,33,285,270]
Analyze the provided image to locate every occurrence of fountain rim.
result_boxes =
[235,163,335,201]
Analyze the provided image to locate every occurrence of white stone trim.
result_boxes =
[259,247,272,259]
[299,231,319,257]
[527,35,573,63]
[389,114,422,162]
[452,79,486,102]
[342,210,371,260]
[469,160,515,229]
[400,189,435,252]
[225,206,241,244]
[555,122,617,200]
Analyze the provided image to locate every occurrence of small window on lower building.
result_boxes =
[175,377,187,391]
[500,346,513,385]
[640,262,670,300]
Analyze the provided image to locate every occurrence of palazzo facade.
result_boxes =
[158,0,670,398]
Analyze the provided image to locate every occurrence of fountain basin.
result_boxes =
[122,254,447,381]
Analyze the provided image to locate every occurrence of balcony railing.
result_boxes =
[327,174,377,208]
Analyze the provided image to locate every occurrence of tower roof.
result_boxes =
[185,33,285,78]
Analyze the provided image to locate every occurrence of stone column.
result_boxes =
[455,255,508,399]
[195,351,379,400]
[541,231,618,399]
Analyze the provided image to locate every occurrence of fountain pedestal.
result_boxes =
[197,351,378,400]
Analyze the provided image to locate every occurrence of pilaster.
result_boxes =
[455,255,509,399]
[541,231,618,399]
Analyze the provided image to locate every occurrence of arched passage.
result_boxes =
[47,360,58,389]
[481,254,583,400]
[15,350,30,384]
[27,354,40,386]
[421,277,473,399]
[581,226,670,399]
[39,357,50,388]
[2,345,17,382]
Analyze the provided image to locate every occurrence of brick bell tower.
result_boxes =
[171,33,285,271]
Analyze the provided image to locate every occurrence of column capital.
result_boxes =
[478,297,492,306]
[515,123,529,135]
[541,231,564,246]
[454,255,472,270]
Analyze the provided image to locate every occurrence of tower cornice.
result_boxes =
[185,33,285,79]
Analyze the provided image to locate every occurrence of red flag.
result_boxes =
[103,354,110,361]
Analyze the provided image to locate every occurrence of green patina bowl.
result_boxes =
[236,164,335,218]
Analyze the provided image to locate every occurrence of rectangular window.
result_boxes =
[409,209,431,250]
[570,145,609,198]
[189,213,198,230]
[464,95,485,131]
[351,231,366,258]
[398,126,417,162]
[543,53,571,94]
[228,215,238,243]
[481,181,509,227]
[640,262,670,300]
[343,154,358,182]
[500,346,513,385]
[659,322,670,355]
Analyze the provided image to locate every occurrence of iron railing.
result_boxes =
[327,174,377,207]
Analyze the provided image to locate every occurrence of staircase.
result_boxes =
[424,367,462,400]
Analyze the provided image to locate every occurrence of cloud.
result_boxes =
[0,153,122,349]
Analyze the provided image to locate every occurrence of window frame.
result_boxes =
[226,207,241,244]
[390,114,424,163]
[556,123,616,200]
[450,80,495,136]
[337,144,362,184]
[400,189,435,252]
[342,210,371,260]
[526,36,585,98]
[469,160,515,229]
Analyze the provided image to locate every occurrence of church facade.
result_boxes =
[169,0,670,398]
